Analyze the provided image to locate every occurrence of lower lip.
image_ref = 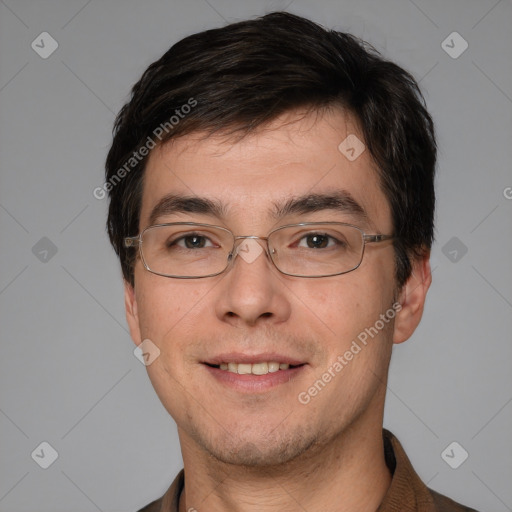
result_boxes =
[203,364,306,392]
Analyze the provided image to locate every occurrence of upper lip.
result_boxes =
[203,353,306,366]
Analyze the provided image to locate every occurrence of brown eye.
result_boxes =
[167,233,215,249]
[305,234,329,248]
[297,233,338,249]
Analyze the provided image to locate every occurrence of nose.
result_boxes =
[214,237,291,327]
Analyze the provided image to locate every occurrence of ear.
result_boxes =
[124,280,142,346]
[393,251,432,344]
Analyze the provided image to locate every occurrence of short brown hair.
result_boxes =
[105,12,436,287]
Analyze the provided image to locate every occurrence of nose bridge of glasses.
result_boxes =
[230,235,274,265]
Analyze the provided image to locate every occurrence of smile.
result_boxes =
[209,362,301,375]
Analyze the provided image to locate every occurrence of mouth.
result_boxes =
[202,353,307,392]
[204,361,305,375]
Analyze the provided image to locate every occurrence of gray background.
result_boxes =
[0,0,511,511]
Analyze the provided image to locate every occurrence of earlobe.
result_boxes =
[392,252,432,345]
[124,280,142,346]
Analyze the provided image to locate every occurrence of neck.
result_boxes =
[178,422,392,512]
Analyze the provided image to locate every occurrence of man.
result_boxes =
[104,12,479,512]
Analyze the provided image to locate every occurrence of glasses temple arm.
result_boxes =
[363,234,395,244]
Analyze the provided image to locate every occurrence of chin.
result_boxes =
[194,423,319,468]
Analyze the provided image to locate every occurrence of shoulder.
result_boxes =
[429,489,481,512]
[382,429,481,512]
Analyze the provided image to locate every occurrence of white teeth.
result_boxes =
[216,361,294,375]
[237,363,252,375]
[251,362,268,375]
[268,362,280,373]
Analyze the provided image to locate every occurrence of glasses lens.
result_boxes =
[269,223,364,277]
[141,224,233,277]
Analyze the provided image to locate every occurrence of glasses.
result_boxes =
[124,222,394,279]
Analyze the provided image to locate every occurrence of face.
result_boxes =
[125,107,430,467]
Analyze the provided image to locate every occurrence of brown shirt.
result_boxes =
[137,429,479,512]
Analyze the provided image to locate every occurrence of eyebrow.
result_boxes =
[271,191,368,222]
[149,194,227,226]
[148,190,368,226]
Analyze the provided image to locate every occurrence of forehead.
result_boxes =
[140,107,392,232]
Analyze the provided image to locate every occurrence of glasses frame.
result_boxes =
[124,222,394,279]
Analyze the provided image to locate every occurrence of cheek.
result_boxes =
[134,280,205,410]
[293,278,357,319]
[134,278,220,398]
[134,273,210,339]
[292,272,395,351]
